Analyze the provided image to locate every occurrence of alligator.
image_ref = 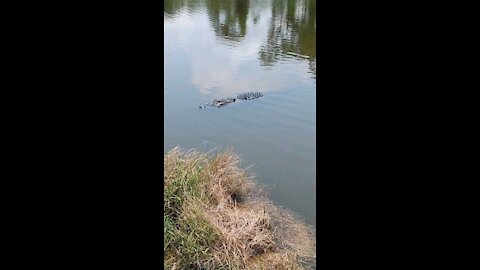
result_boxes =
[199,92,263,109]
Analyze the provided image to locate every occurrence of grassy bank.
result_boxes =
[164,148,316,269]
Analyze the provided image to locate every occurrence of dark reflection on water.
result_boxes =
[259,0,316,78]
[164,0,316,226]
[207,0,250,42]
[165,0,316,73]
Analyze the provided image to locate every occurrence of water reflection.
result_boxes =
[164,0,202,16]
[206,0,249,43]
[164,0,316,226]
[164,0,316,80]
[259,0,316,78]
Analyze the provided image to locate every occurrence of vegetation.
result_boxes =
[164,148,316,269]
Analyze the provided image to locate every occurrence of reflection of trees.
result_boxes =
[259,0,316,78]
[164,0,204,17]
[164,0,183,16]
[164,0,316,78]
[206,0,249,42]
[249,0,268,25]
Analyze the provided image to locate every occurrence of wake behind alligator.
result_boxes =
[199,92,263,109]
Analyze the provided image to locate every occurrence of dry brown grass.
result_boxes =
[164,147,316,269]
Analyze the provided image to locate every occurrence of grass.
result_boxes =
[164,147,316,269]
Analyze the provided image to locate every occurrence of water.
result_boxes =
[164,0,316,226]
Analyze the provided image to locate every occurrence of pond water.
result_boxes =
[164,0,316,226]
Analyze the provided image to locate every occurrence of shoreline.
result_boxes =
[164,148,316,269]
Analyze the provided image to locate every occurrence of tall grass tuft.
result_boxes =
[164,147,316,269]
